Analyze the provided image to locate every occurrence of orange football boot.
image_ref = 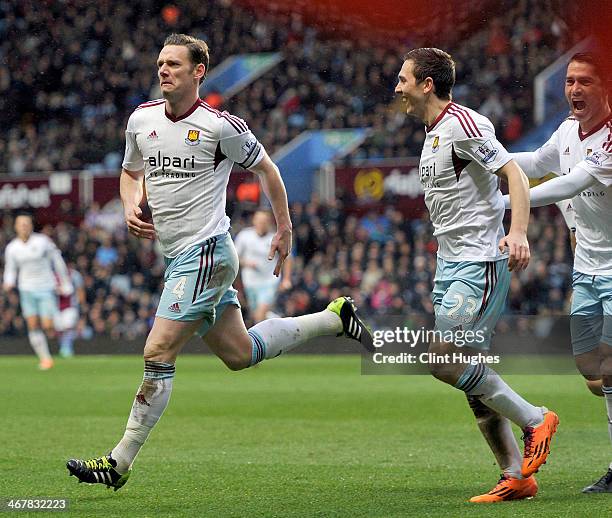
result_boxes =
[39,358,54,370]
[469,474,538,503]
[521,410,559,477]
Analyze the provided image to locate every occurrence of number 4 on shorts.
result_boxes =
[172,276,187,300]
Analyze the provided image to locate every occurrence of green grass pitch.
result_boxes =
[2,354,612,517]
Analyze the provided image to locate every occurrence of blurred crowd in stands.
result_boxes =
[2,0,581,175]
[0,200,573,339]
[0,0,580,341]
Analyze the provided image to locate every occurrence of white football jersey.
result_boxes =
[234,227,279,287]
[3,233,69,291]
[419,102,512,261]
[122,99,265,258]
[514,116,612,275]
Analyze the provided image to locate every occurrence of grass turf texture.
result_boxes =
[2,355,611,517]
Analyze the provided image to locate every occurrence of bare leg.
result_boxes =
[575,349,604,396]
[26,315,52,364]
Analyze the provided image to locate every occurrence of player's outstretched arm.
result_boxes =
[120,168,155,240]
[511,128,561,179]
[512,151,552,179]
[503,165,598,209]
[496,160,530,272]
[248,153,292,276]
[510,165,597,208]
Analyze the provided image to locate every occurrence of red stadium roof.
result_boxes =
[236,0,496,47]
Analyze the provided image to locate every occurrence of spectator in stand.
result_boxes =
[95,233,119,267]
[0,200,573,340]
[1,1,583,176]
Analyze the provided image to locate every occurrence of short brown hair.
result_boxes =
[163,33,210,82]
[569,52,609,83]
[403,48,455,100]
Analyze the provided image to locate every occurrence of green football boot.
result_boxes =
[67,454,130,491]
[327,296,374,352]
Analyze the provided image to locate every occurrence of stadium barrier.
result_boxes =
[0,171,252,224]
[2,314,583,375]
[273,128,370,202]
[329,159,426,217]
[200,52,284,98]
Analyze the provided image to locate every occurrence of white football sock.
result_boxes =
[467,395,523,479]
[603,386,612,468]
[248,310,342,364]
[456,364,544,429]
[59,330,76,354]
[111,361,175,473]
[28,329,51,361]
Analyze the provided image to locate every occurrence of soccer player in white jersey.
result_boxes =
[3,213,73,370]
[235,210,292,323]
[66,33,372,490]
[395,48,559,503]
[505,52,612,493]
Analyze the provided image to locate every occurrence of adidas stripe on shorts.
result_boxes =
[156,232,241,337]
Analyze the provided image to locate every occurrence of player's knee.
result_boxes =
[42,323,54,335]
[143,339,175,363]
[221,350,251,371]
[224,360,248,371]
[585,379,604,397]
[26,318,40,331]
[428,362,456,384]
[428,362,442,379]
[427,342,450,381]
[574,350,601,379]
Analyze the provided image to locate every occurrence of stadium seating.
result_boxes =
[0,202,572,338]
[0,0,580,338]
[1,0,582,174]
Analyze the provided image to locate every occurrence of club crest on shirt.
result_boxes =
[475,140,499,164]
[585,150,609,167]
[432,135,440,153]
[586,148,592,156]
[185,129,201,146]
